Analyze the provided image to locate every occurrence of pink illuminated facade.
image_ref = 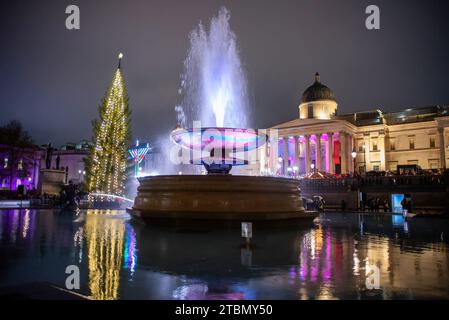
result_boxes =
[260,73,449,176]
[0,144,42,191]
[266,122,355,176]
[262,73,355,176]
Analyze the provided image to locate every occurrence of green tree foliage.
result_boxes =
[85,63,131,196]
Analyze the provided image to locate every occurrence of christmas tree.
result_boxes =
[86,53,131,197]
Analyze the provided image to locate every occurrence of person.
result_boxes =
[375,198,380,212]
[341,199,347,212]
[367,199,373,212]
[319,198,325,212]
[401,198,408,213]
[383,199,389,212]
[361,192,367,211]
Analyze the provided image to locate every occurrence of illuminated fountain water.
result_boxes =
[171,7,256,175]
[179,6,249,129]
[132,7,313,223]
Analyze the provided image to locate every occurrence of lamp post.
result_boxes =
[278,157,283,175]
[362,144,366,175]
[351,149,357,175]
[293,166,298,178]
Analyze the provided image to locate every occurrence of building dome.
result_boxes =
[298,73,338,120]
[301,72,336,103]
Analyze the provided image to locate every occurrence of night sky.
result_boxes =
[1,0,449,146]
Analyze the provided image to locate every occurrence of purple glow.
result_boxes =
[123,225,137,273]
[172,127,266,151]
[289,266,297,280]
[323,230,332,283]
[171,127,267,166]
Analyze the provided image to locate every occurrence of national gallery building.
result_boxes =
[259,73,449,176]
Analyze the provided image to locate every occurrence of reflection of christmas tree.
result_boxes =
[86,54,131,196]
[85,212,125,300]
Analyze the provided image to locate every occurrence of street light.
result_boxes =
[292,166,299,178]
[351,149,357,174]
[277,163,282,176]
[362,144,366,174]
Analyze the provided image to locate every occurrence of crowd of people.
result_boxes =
[359,197,390,212]
[300,169,448,189]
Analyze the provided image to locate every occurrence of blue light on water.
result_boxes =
[392,215,405,227]
[391,194,405,214]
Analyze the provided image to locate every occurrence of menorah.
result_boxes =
[128,140,150,177]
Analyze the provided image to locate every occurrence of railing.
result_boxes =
[299,174,448,192]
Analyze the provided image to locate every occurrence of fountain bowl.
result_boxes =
[171,127,266,152]
[131,174,315,224]
[170,127,268,174]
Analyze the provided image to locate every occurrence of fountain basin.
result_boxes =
[170,127,268,174]
[132,175,314,223]
[171,127,266,152]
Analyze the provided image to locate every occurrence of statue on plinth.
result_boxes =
[44,143,54,170]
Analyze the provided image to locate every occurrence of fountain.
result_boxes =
[132,7,314,224]
[177,7,249,129]
[170,126,266,174]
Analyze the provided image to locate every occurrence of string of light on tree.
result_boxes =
[88,53,130,200]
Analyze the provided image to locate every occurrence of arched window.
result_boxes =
[308,104,314,119]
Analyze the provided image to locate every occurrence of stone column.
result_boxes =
[299,137,304,157]
[305,135,311,175]
[268,130,278,175]
[340,131,347,174]
[294,136,300,171]
[379,131,386,171]
[363,134,371,172]
[327,132,334,174]
[347,134,354,173]
[445,131,448,169]
[316,134,322,172]
[299,137,305,174]
[261,142,268,174]
[283,137,289,175]
[438,128,446,169]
